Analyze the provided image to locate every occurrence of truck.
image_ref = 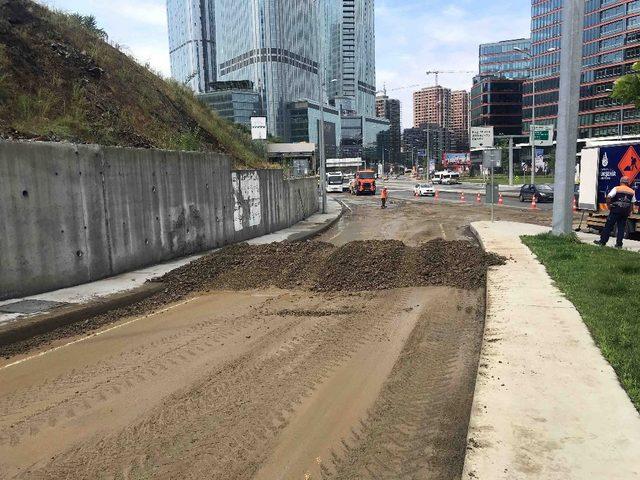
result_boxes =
[350,169,377,195]
[579,141,640,236]
[326,171,345,193]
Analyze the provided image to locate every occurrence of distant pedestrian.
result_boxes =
[594,176,638,248]
[380,187,388,209]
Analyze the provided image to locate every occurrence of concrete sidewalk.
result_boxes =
[463,221,640,479]
[0,198,342,328]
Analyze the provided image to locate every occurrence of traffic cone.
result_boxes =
[476,193,481,204]
[530,195,538,210]
[572,197,577,212]
[460,192,466,202]
[435,190,440,201]
[498,193,504,205]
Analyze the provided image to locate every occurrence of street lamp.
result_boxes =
[515,46,557,185]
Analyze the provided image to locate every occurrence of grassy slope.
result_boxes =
[0,0,265,168]
[522,234,640,411]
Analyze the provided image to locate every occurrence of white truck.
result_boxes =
[579,141,640,235]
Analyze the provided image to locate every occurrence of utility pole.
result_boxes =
[315,0,327,214]
[552,0,584,235]
[531,77,537,185]
[509,136,514,186]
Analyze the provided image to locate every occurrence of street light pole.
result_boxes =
[552,0,584,235]
[315,0,327,214]
[531,77,537,185]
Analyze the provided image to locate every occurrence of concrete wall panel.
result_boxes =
[0,141,318,300]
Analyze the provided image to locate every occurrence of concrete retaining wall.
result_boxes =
[0,141,318,300]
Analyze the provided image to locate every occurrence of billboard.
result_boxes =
[443,153,471,167]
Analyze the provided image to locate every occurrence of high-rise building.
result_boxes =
[413,86,452,130]
[525,0,640,139]
[451,90,470,151]
[478,38,531,80]
[324,0,377,117]
[471,77,524,136]
[167,0,377,141]
[166,0,216,93]
[375,94,401,162]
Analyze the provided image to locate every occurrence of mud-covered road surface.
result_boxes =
[0,198,529,479]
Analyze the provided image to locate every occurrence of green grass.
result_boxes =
[463,174,555,185]
[522,233,640,411]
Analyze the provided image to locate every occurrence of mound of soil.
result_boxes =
[160,239,504,293]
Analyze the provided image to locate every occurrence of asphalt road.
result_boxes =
[379,178,555,211]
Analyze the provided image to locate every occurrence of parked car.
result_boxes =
[519,183,554,203]
[414,183,435,197]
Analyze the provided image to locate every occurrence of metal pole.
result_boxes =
[531,77,537,185]
[426,125,430,179]
[315,0,327,214]
[508,136,514,186]
[491,160,495,222]
[552,0,584,235]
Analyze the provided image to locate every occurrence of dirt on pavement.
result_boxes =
[0,198,510,479]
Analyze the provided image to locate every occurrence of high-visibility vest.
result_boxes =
[381,189,388,199]
[611,185,635,214]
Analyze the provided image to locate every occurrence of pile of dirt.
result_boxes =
[0,0,263,167]
[160,239,504,293]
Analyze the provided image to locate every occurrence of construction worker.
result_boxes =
[594,176,637,248]
[380,186,389,209]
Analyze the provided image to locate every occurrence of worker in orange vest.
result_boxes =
[380,187,389,209]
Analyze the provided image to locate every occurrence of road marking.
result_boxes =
[0,297,198,371]
[439,223,447,239]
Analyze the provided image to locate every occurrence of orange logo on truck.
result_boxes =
[619,146,640,183]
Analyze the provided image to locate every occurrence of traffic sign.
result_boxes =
[251,117,267,140]
[531,125,554,146]
[470,127,494,149]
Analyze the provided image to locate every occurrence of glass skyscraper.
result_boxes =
[525,0,640,138]
[478,38,531,80]
[166,0,377,139]
[166,0,216,93]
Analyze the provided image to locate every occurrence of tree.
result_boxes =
[69,14,107,39]
[611,62,640,107]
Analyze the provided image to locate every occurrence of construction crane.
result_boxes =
[376,83,422,96]
[425,70,475,86]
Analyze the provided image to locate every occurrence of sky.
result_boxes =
[38,0,531,128]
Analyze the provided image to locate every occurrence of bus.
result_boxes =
[432,171,461,185]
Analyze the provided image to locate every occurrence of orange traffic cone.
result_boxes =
[498,193,504,205]
[476,193,482,204]
[435,190,440,201]
[460,192,466,202]
[530,195,538,210]
[572,197,577,212]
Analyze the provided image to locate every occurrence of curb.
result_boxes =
[0,282,165,348]
[0,203,343,350]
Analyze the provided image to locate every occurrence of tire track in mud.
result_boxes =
[12,291,405,480]
[0,299,270,451]
[322,290,485,480]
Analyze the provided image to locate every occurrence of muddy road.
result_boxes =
[0,198,530,479]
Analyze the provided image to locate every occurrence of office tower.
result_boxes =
[471,77,524,136]
[167,0,377,140]
[478,38,531,80]
[166,0,216,93]
[413,86,452,130]
[325,0,377,117]
[525,0,640,138]
[451,90,470,151]
[376,94,401,162]
[214,0,320,138]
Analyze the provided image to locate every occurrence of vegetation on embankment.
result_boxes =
[522,233,640,411]
[0,0,266,168]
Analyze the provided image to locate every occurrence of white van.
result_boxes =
[326,172,344,193]
[432,171,461,185]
